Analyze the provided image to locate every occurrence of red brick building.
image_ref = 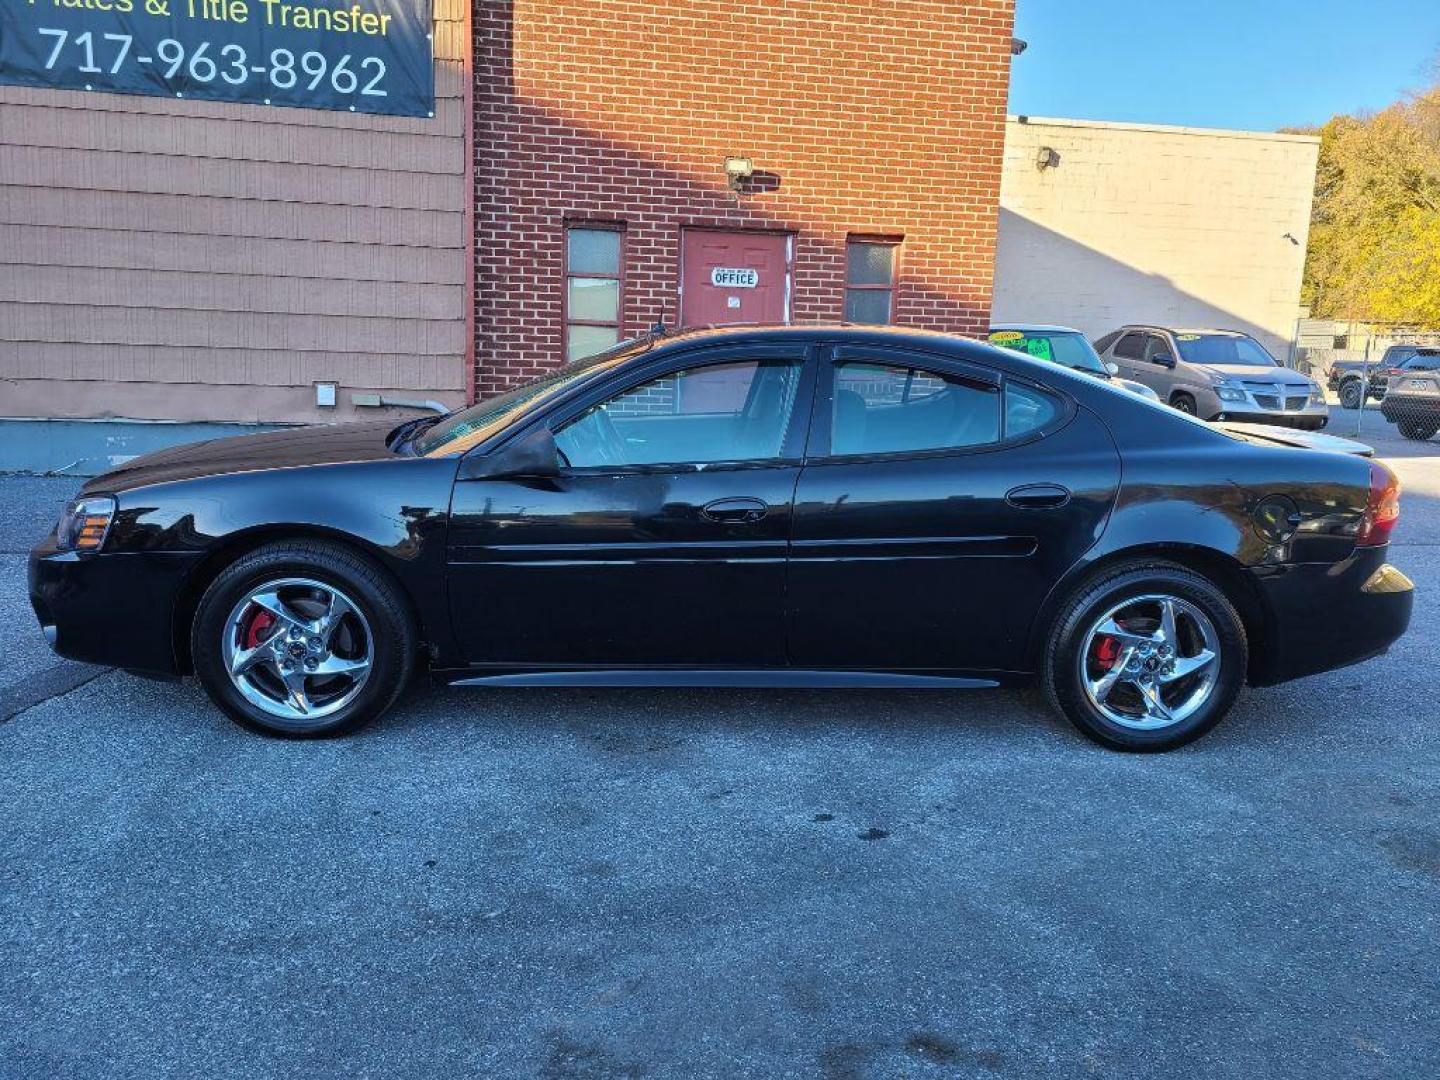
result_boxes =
[471,0,1017,398]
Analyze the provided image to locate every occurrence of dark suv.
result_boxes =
[1094,326,1329,430]
[1329,346,1440,410]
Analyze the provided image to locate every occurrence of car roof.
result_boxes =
[639,322,993,354]
[988,323,1084,335]
[1111,325,1248,337]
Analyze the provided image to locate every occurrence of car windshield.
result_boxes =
[988,330,1108,375]
[1174,333,1277,368]
[414,337,654,456]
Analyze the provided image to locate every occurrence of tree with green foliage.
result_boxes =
[1299,86,1440,328]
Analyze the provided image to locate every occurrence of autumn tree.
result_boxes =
[1300,83,1440,327]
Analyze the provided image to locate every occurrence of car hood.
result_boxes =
[82,419,403,494]
[1200,364,1315,386]
[1216,422,1373,457]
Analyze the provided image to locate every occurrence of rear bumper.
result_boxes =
[29,542,201,675]
[1248,550,1413,686]
[1380,396,1440,423]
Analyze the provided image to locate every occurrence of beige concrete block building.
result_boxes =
[992,116,1320,360]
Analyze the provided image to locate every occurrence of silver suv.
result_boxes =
[1094,326,1329,431]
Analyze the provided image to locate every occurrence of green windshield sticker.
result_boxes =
[1024,338,1054,362]
[1177,333,1202,341]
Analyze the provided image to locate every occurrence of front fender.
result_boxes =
[98,456,462,668]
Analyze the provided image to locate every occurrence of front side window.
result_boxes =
[566,226,623,361]
[844,238,899,324]
[1175,332,1277,368]
[556,359,803,468]
[1142,335,1174,363]
[831,362,1000,455]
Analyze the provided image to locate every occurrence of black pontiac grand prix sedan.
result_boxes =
[31,326,1413,751]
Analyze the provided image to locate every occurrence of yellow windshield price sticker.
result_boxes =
[1177,333,1201,341]
[988,331,1024,343]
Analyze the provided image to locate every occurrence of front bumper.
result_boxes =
[1248,548,1413,686]
[1211,409,1329,430]
[1200,384,1329,429]
[29,540,202,675]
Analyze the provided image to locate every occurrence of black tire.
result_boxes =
[1339,378,1363,410]
[1169,392,1198,416]
[1043,561,1248,752]
[1398,420,1439,441]
[191,540,416,737]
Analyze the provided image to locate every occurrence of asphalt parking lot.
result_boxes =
[2,408,1439,1079]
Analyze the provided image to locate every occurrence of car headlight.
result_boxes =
[55,495,116,552]
[1215,384,1247,403]
[1309,386,1326,406]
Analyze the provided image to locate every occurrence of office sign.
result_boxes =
[710,267,758,288]
[0,0,434,117]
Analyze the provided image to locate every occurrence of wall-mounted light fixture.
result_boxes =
[724,156,755,194]
[1035,146,1061,171]
[1011,37,1028,56]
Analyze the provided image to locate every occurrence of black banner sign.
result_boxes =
[0,0,434,117]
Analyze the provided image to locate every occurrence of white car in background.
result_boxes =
[987,324,1163,402]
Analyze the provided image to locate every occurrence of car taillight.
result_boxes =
[1356,462,1400,547]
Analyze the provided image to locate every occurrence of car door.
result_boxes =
[446,344,816,668]
[786,346,1122,674]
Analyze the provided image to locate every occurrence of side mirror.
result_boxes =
[1105,361,1120,376]
[459,426,561,481]
[1152,352,1176,368]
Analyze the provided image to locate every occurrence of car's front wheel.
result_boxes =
[191,540,416,737]
[1169,392,1198,416]
[1044,561,1248,751]
[1339,378,1364,410]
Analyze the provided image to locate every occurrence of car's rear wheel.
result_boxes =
[1397,420,1439,441]
[1044,561,1247,751]
[1169,392,1198,416]
[1339,378,1364,410]
[192,540,416,737]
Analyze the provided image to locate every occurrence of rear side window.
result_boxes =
[832,362,1000,455]
[1112,333,1146,360]
[1093,330,1123,353]
[1005,383,1061,437]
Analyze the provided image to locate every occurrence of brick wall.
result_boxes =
[473,0,1015,398]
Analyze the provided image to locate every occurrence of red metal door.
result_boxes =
[680,229,791,327]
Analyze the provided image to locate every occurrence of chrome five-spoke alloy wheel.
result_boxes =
[1078,593,1220,730]
[221,577,373,725]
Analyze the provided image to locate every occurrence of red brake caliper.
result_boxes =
[242,608,276,649]
[1093,634,1121,671]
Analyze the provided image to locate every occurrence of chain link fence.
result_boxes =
[1293,323,1440,440]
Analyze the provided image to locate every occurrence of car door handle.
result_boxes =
[1005,483,1071,509]
[701,497,769,524]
